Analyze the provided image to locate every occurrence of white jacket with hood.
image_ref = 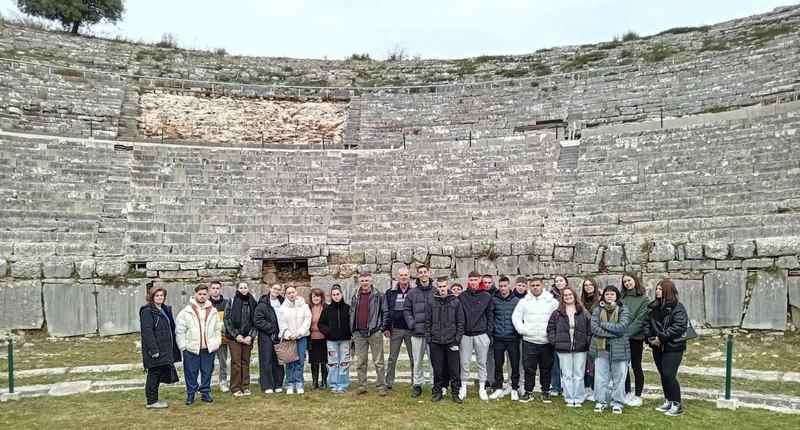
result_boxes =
[512,292,559,344]
[175,297,222,354]
[278,296,312,339]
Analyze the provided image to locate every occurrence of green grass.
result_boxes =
[1,383,799,429]
[561,51,608,72]
[641,43,679,63]
[642,370,800,398]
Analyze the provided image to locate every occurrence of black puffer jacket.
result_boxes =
[139,304,181,369]
[644,300,688,352]
[403,278,436,336]
[426,293,464,346]
[224,293,258,340]
[459,288,495,336]
[319,300,352,341]
[546,306,591,353]
[253,295,280,342]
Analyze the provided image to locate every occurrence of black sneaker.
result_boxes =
[519,392,533,403]
[412,385,422,398]
[542,393,552,403]
[452,391,463,404]
[431,391,443,402]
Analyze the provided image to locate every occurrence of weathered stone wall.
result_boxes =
[138,92,347,145]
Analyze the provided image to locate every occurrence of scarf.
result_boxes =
[596,302,619,351]
[231,291,256,329]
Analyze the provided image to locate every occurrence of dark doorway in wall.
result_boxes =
[261,258,311,298]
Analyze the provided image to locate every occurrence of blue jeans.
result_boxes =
[183,348,215,399]
[326,340,351,391]
[285,337,308,388]
[594,352,627,408]
[551,352,562,393]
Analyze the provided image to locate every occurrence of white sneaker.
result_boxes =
[274,388,283,393]
[585,389,595,402]
[626,395,642,407]
[442,387,448,396]
[297,387,305,395]
[219,383,230,393]
[479,388,489,401]
[458,386,467,401]
[286,387,295,395]
[263,389,274,394]
[511,390,519,401]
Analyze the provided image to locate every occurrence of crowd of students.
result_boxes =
[139,266,689,417]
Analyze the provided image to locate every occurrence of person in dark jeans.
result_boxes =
[489,276,521,400]
[139,286,181,409]
[645,279,689,417]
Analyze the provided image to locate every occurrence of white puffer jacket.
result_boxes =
[512,292,559,344]
[278,296,312,339]
[175,298,222,354]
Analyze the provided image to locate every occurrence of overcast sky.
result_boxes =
[0,1,794,59]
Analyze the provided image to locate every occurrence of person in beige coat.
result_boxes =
[175,285,222,405]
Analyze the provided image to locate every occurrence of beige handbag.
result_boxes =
[274,339,299,365]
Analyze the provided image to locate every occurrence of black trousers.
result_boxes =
[492,339,521,390]
[625,338,645,396]
[145,364,171,405]
[653,349,683,403]
[522,341,554,394]
[258,334,285,391]
[430,343,461,394]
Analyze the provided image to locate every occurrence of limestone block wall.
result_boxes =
[0,61,125,137]
[138,92,347,145]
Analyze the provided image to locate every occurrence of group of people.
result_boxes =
[138,266,689,418]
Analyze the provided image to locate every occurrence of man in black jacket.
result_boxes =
[427,277,464,403]
[404,264,436,397]
[457,271,495,401]
[208,282,229,393]
[383,266,414,391]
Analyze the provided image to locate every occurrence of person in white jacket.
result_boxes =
[278,286,312,394]
[175,285,222,405]
[512,277,559,403]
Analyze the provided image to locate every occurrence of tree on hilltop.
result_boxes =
[16,0,125,34]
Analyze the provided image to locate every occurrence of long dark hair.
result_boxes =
[580,277,601,311]
[622,272,646,297]
[658,279,679,305]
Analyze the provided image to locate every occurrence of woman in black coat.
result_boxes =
[139,286,181,408]
[546,286,591,407]
[645,279,689,417]
[317,285,352,393]
[254,290,284,394]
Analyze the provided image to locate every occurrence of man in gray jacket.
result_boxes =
[350,271,387,396]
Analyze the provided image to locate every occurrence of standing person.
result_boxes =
[451,283,463,297]
[457,271,494,401]
[482,273,497,392]
[308,288,328,390]
[513,277,528,299]
[208,282,229,393]
[581,277,602,401]
[547,287,591,407]
[350,271,388,396]
[645,279,688,417]
[404,264,436,397]
[140,286,181,409]
[224,282,258,397]
[427,277,465,404]
[384,266,414,392]
[549,274,569,396]
[512,277,559,403]
[278,285,312,394]
[622,273,648,407]
[318,285,352,394]
[175,285,222,405]
[590,285,631,414]
[269,283,286,392]
[254,286,283,394]
[489,276,521,401]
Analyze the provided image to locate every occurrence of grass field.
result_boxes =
[2,383,799,430]
[4,331,799,373]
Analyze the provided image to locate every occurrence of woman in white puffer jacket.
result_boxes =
[278,286,312,394]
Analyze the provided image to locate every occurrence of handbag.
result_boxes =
[274,339,299,365]
[676,320,698,342]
